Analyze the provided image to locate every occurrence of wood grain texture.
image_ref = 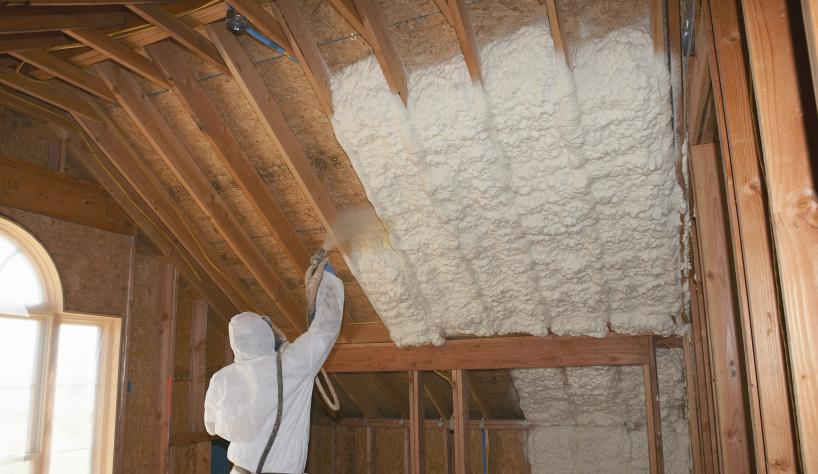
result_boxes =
[0,67,100,122]
[444,0,482,82]
[452,370,469,474]
[0,154,131,234]
[0,8,125,34]
[11,49,114,102]
[325,335,652,373]
[349,0,408,103]
[740,0,818,468]
[644,337,664,473]
[690,142,753,473]
[156,264,178,474]
[704,0,799,469]
[0,32,68,53]
[802,0,818,112]
[409,371,425,474]
[543,0,564,54]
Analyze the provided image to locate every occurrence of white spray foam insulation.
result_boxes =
[512,348,690,473]
[330,22,685,346]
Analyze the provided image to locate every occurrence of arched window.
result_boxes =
[0,217,120,474]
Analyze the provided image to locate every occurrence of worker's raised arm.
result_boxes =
[284,268,344,377]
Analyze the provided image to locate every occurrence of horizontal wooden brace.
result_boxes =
[325,335,653,372]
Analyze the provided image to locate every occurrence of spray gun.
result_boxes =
[225,5,298,62]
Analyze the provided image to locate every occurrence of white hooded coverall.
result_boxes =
[204,269,343,474]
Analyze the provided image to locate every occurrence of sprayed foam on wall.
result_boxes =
[512,348,690,473]
[330,22,685,346]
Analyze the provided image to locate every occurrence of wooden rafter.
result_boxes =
[325,335,653,373]
[0,86,76,131]
[467,377,491,420]
[650,0,665,53]
[543,0,564,54]
[423,372,453,420]
[270,0,334,116]
[409,371,425,474]
[11,49,115,102]
[94,61,307,334]
[0,154,132,234]
[0,67,100,122]
[127,3,229,74]
[0,32,68,53]
[434,0,482,82]
[328,0,408,103]
[64,28,170,88]
[701,0,800,468]
[224,0,294,56]
[0,8,125,34]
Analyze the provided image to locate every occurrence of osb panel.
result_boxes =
[308,425,336,474]
[172,279,194,434]
[171,444,197,474]
[374,427,407,473]
[334,426,368,473]
[0,108,52,168]
[0,206,132,316]
[424,428,449,473]
[122,252,164,474]
[489,430,530,473]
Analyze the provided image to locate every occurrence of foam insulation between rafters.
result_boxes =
[331,23,685,346]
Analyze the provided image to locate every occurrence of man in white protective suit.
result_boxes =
[204,264,343,474]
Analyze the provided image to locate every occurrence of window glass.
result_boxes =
[48,324,101,474]
[0,235,44,313]
[0,318,41,461]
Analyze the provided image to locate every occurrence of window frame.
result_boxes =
[0,217,121,474]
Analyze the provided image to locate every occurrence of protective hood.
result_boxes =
[229,311,275,363]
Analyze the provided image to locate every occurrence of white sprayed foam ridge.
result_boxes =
[512,348,691,473]
[330,23,685,346]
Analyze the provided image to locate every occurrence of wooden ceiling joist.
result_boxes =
[11,49,115,102]
[145,41,312,270]
[0,154,132,235]
[0,8,126,34]
[64,28,170,88]
[423,372,453,420]
[0,86,77,130]
[266,0,333,117]
[224,0,294,57]
[543,0,564,55]
[328,0,408,103]
[0,67,100,122]
[128,3,229,74]
[325,335,654,373]
[434,0,482,82]
[94,61,308,333]
[0,32,68,53]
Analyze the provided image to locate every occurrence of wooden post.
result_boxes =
[683,335,705,474]
[690,142,753,473]
[452,369,470,474]
[366,426,375,474]
[409,371,425,473]
[740,0,818,468]
[643,337,664,473]
[189,299,209,474]
[157,264,178,474]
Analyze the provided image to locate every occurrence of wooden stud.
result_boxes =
[328,0,408,103]
[325,335,653,373]
[94,61,307,333]
[0,67,100,122]
[650,0,666,53]
[11,49,115,102]
[156,264,178,474]
[127,4,229,74]
[683,334,705,474]
[424,373,453,420]
[273,0,334,116]
[0,32,68,53]
[741,0,818,467]
[437,0,482,82]
[543,0,564,55]
[803,0,818,111]
[703,0,800,469]
[643,337,664,473]
[189,299,209,474]
[0,154,132,234]
[64,28,170,89]
[145,41,312,272]
[0,8,125,34]
[224,0,294,56]
[366,426,375,474]
[409,371,425,474]
[689,142,753,473]
[452,369,469,474]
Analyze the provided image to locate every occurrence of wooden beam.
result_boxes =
[71,107,260,330]
[189,299,210,474]
[64,28,170,88]
[468,377,491,420]
[225,0,294,56]
[802,0,818,111]
[435,0,482,82]
[689,142,753,472]
[0,8,125,34]
[543,0,564,54]
[156,264,177,473]
[643,337,664,473]
[366,426,375,474]
[11,49,115,102]
[0,32,68,53]
[127,4,229,74]
[703,0,799,469]
[328,0,408,103]
[0,86,76,130]
[273,0,334,116]
[409,371,425,474]
[424,372,453,420]
[650,0,665,53]
[741,0,818,467]
[325,335,652,373]
[145,41,312,272]
[0,67,100,122]
[452,369,469,474]
[0,154,132,234]
[94,61,307,333]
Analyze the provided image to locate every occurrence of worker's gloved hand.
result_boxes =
[324,263,336,276]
